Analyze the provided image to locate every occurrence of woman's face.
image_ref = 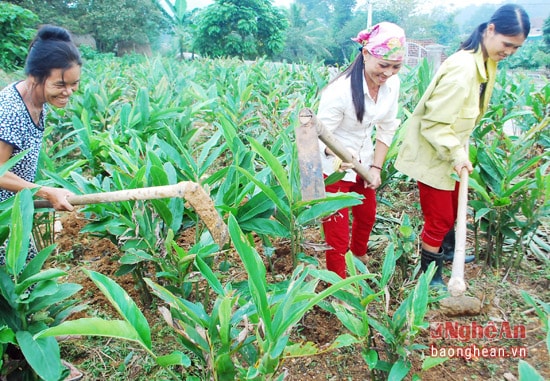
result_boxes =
[363,52,403,87]
[483,23,526,62]
[40,65,81,108]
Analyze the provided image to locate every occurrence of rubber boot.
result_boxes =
[421,248,446,289]
[441,230,475,264]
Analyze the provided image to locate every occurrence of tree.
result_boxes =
[6,0,167,54]
[193,0,288,59]
[295,0,330,23]
[274,3,333,63]
[154,0,194,57]
[80,0,167,53]
[4,0,87,34]
[0,2,39,71]
[544,15,550,50]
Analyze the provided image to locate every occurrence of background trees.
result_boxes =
[1,0,549,69]
[0,2,38,71]
[192,0,288,59]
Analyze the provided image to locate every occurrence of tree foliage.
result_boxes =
[0,2,38,71]
[153,0,192,57]
[544,15,550,50]
[79,0,167,53]
[275,3,333,63]
[5,0,167,54]
[193,0,288,59]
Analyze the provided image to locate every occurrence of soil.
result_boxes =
[49,210,549,381]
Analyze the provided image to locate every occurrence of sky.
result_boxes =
[187,0,507,11]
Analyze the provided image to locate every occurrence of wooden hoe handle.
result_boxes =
[34,182,229,247]
[299,108,374,184]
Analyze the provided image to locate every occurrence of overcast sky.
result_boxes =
[187,0,507,11]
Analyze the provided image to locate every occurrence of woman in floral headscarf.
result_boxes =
[317,22,406,279]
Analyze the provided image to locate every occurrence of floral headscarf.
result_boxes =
[352,22,406,61]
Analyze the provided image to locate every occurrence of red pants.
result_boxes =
[418,181,459,248]
[322,176,376,278]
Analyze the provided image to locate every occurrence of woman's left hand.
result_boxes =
[39,186,75,211]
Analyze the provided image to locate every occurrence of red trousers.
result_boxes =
[418,181,459,248]
[322,176,376,278]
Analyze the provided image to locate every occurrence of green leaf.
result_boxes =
[35,318,142,343]
[239,218,291,238]
[518,359,544,381]
[380,243,396,287]
[19,245,56,282]
[84,270,152,349]
[195,254,225,296]
[422,356,448,370]
[0,326,16,344]
[0,150,29,177]
[6,189,34,276]
[327,333,361,350]
[284,341,319,356]
[15,268,67,294]
[17,331,62,381]
[362,348,378,369]
[156,351,191,367]
[388,358,411,381]
[228,215,272,340]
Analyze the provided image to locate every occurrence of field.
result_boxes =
[0,56,548,381]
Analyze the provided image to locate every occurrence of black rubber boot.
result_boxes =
[421,248,446,288]
[441,230,475,264]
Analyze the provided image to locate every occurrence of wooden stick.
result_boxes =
[34,182,229,247]
[448,167,469,296]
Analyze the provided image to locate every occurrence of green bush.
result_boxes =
[0,3,38,72]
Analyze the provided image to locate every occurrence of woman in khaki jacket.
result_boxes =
[395,4,530,287]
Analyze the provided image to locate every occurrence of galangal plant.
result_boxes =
[145,215,371,380]
[317,243,438,381]
[517,290,549,381]
[0,189,84,381]
[237,131,363,268]
[469,108,549,269]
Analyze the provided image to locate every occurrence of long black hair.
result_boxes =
[326,51,366,123]
[460,4,530,52]
[24,25,82,84]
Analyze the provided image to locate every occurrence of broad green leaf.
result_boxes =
[0,150,29,177]
[6,189,33,276]
[518,359,544,381]
[388,358,411,381]
[36,318,142,343]
[380,243,396,287]
[27,283,83,314]
[362,348,378,369]
[284,341,319,356]
[19,245,56,282]
[17,331,62,381]
[296,194,362,225]
[421,356,448,370]
[84,270,152,349]
[239,218,291,238]
[195,255,225,296]
[327,334,361,350]
[156,351,191,367]
[228,215,272,339]
[0,326,15,344]
[15,269,67,294]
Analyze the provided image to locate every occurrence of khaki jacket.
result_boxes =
[395,48,497,190]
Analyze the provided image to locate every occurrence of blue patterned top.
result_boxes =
[0,82,46,202]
